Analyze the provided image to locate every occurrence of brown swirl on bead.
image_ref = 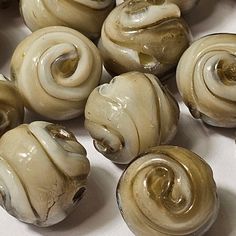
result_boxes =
[120,0,199,13]
[0,121,90,227]
[117,146,219,236]
[11,26,102,120]
[177,33,236,127]
[85,72,179,164]
[99,0,191,78]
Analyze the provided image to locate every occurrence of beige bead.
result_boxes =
[119,0,199,13]
[0,121,90,227]
[99,0,191,79]
[20,0,115,39]
[117,146,219,236]
[177,33,236,127]
[11,26,102,120]
[85,72,179,164]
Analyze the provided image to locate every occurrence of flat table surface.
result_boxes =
[0,0,236,236]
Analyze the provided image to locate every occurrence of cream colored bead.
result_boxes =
[11,26,102,120]
[20,0,115,39]
[177,33,236,127]
[85,72,179,164]
[99,0,191,78]
[0,121,90,227]
[117,146,219,236]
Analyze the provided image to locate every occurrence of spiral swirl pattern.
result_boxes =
[117,146,219,236]
[0,121,90,226]
[85,72,179,164]
[11,26,102,120]
[99,0,191,78]
[177,34,236,127]
[20,0,115,39]
[0,75,24,136]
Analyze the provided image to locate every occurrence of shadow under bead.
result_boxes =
[0,74,24,136]
[0,0,11,8]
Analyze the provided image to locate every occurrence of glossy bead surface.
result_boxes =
[177,33,236,127]
[20,0,115,39]
[119,0,199,13]
[117,146,219,236]
[11,26,102,120]
[0,121,90,227]
[99,0,191,79]
[85,72,179,164]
